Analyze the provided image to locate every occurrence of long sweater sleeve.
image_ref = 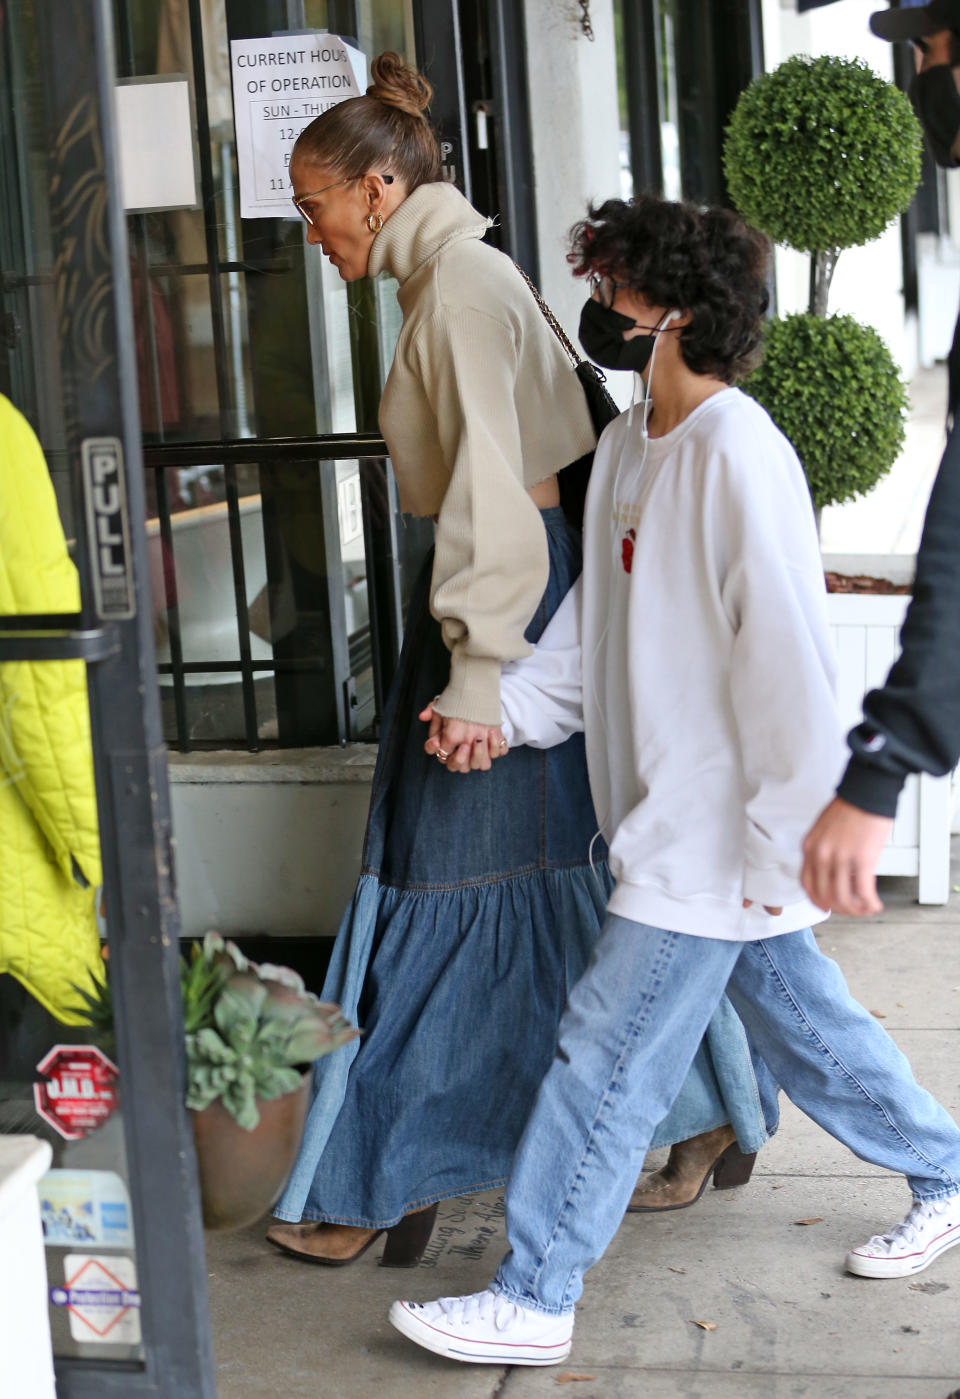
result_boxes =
[499,577,585,748]
[837,427,960,818]
[717,450,843,908]
[414,305,550,726]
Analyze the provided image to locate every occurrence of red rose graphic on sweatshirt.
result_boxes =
[621,528,637,574]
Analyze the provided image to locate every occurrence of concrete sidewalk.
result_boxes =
[206,863,960,1398]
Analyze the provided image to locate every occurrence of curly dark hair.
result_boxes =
[568,196,771,383]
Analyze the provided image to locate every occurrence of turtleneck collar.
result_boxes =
[367,180,492,285]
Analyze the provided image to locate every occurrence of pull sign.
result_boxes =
[439,136,462,187]
[81,438,136,621]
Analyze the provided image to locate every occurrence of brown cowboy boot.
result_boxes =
[627,1124,756,1213]
[266,1203,438,1267]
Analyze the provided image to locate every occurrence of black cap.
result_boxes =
[870,0,960,41]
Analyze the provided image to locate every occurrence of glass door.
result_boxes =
[1,2,216,1393]
[0,3,508,1393]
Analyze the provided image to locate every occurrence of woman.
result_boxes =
[266,53,773,1269]
[389,196,960,1366]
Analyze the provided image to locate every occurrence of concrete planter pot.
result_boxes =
[824,554,951,904]
[191,1075,310,1232]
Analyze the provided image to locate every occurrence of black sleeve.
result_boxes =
[836,427,960,818]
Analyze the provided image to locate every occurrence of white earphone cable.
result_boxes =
[589,309,680,891]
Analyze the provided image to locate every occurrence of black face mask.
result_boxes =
[578,297,666,374]
[910,64,960,169]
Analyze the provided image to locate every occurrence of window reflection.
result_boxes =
[656,0,682,202]
[612,0,682,202]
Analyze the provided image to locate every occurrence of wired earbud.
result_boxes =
[595,307,683,886]
[638,307,681,443]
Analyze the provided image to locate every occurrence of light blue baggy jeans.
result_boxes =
[492,913,960,1316]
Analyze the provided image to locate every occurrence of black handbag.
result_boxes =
[514,264,621,529]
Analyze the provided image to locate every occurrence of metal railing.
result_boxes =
[143,433,429,753]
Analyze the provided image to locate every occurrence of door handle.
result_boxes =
[0,614,120,662]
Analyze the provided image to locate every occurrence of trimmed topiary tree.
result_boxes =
[725,54,922,314]
[744,313,908,511]
[724,54,921,518]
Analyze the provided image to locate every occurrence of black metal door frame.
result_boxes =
[416,0,539,275]
[620,0,764,207]
[414,0,473,197]
[674,0,764,206]
[0,1,216,1393]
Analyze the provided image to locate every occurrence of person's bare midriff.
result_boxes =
[528,474,560,509]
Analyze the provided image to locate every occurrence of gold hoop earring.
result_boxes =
[367,211,384,234]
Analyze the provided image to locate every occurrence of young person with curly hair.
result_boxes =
[266,64,772,1270]
[389,196,960,1364]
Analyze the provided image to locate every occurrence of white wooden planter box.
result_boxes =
[826,590,951,904]
[0,1136,55,1399]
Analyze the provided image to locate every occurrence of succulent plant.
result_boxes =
[71,933,357,1131]
[69,959,116,1060]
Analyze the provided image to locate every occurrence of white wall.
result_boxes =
[522,0,623,362]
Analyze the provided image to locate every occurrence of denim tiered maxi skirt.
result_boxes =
[274,507,773,1230]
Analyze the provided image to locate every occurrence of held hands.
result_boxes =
[800,797,893,916]
[419,699,509,774]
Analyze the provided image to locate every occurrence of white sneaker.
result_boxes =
[846,1195,960,1279]
[388,1287,572,1365]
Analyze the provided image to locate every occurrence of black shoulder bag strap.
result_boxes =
[513,263,620,529]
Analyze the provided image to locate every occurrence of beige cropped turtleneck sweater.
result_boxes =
[368,181,596,726]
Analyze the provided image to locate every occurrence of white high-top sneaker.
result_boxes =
[846,1195,960,1278]
[388,1288,573,1365]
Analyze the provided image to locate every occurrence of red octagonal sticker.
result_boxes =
[34,1045,120,1141]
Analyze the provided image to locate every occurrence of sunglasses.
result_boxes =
[292,174,395,226]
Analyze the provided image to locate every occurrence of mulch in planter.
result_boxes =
[825,572,912,595]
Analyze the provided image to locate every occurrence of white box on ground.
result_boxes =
[826,578,952,905]
[0,1135,56,1399]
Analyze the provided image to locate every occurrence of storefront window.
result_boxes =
[105,0,429,749]
[655,0,681,202]
[614,0,762,207]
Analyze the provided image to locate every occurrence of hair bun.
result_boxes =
[367,51,432,120]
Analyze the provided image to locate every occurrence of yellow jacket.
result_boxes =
[0,395,103,1021]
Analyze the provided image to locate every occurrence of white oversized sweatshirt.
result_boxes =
[500,388,846,941]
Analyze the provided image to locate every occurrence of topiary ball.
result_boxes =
[743,312,908,511]
[724,54,922,254]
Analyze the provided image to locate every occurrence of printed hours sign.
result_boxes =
[230,34,366,219]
